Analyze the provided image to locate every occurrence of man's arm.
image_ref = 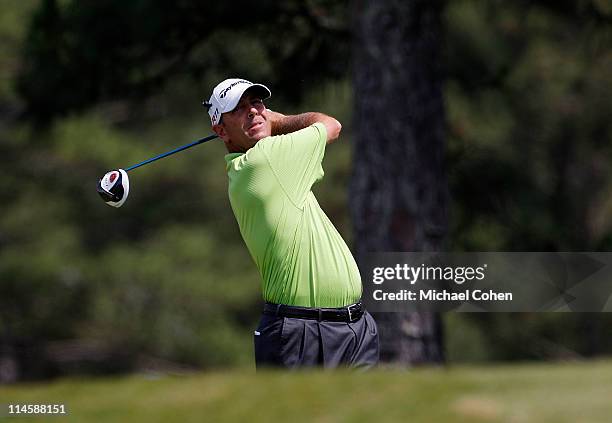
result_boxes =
[266,110,342,144]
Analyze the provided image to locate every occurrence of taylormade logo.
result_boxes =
[219,80,250,99]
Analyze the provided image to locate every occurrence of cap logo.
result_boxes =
[219,80,250,99]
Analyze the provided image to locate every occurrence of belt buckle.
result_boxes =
[347,304,359,322]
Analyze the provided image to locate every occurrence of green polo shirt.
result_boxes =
[224,123,361,308]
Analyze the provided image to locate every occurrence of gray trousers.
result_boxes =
[253,311,379,369]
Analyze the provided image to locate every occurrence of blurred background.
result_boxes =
[2,0,612,388]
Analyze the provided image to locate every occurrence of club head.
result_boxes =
[97,169,129,208]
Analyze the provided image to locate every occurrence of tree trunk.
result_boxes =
[351,0,448,365]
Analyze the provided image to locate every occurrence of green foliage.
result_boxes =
[0,0,35,104]
[444,313,491,362]
[444,0,612,362]
[445,0,612,250]
[17,0,349,124]
[84,224,258,367]
[447,313,612,362]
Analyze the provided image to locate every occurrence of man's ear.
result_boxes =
[212,123,227,140]
[213,123,236,151]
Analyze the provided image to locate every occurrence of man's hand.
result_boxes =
[265,109,342,144]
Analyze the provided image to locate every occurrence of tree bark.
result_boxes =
[351,0,448,365]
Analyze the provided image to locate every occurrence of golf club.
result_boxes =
[96,134,218,207]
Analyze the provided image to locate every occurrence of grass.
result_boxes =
[1,360,612,422]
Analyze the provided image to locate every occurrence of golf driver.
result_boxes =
[96,134,218,207]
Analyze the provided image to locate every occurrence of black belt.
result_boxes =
[263,301,364,323]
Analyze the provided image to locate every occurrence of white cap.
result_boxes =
[203,78,271,125]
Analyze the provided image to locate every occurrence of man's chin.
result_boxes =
[249,130,271,141]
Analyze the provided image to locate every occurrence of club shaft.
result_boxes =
[124,134,218,172]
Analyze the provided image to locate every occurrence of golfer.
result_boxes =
[205,78,379,368]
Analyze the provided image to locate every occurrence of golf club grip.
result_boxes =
[124,134,218,172]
